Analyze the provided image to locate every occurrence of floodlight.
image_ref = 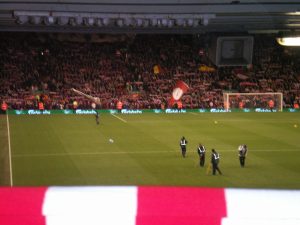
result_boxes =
[277,37,300,46]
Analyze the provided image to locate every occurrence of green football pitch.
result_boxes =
[1,112,300,188]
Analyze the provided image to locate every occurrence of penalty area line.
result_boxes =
[111,114,127,123]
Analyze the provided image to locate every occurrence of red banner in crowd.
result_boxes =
[169,80,189,107]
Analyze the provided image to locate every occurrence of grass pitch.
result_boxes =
[1,112,300,188]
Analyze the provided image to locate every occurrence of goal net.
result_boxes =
[223,92,283,112]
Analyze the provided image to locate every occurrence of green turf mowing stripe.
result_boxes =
[7,113,300,188]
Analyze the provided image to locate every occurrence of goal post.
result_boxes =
[223,92,283,112]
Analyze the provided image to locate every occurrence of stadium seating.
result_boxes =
[0,33,299,110]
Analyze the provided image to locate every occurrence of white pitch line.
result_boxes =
[6,113,13,186]
[12,149,299,158]
[12,150,175,157]
[111,114,127,123]
[189,112,198,115]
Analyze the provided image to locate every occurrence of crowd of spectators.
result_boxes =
[0,33,300,110]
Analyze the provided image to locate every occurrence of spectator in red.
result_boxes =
[177,101,183,110]
[268,99,275,111]
[239,101,244,109]
[117,100,123,112]
[38,102,44,112]
[1,101,8,114]
[73,101,78,113]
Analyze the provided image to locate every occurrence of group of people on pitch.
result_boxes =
[180,137,248,175]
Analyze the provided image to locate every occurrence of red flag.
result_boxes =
[169,80,189,107]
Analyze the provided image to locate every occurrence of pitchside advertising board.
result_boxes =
[7,108,300,115]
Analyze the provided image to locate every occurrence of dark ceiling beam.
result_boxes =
[1,1,300,33]
[0,2,300,14]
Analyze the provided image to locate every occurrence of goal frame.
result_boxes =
[223,92,283,112]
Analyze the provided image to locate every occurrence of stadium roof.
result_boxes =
[1,0,300,34]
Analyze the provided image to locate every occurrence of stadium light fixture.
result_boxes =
[157,19,163,27]
[167,19,174,28]
[192,19,199,27]
[85,17,95,26]
[75,17,83,25]
[44,16,55,25]
[277,37,300,46]
[69,18,76,26]
[176,18,185,26]
[57,17,69,26]
[203,17,209,26]
[150,18,158,27]
[16,15,28,24]
[68,16,83,26]
[187,19,194,27]
[95,18,103,27]
[143,19,149,27]
[14,11,216,29]
[30,16,41,25]
[124,18,133,26]
[116,19,124,27]
[136,18,143,27]
[161,19,168,27]
[89,18,95,26]
[102,18,110,26]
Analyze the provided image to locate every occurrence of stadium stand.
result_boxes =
[1,33,300,110]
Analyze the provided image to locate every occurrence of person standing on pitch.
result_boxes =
[197,143,206,167]
[95,111,100,125]
[238,144,248,167]
[180,136,188,157]
[211,149,222,175]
